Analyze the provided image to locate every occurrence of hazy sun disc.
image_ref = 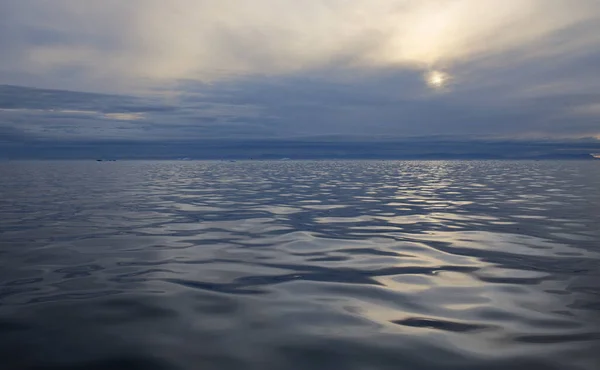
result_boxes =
[426,70,449,89]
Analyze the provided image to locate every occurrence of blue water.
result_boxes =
[0,160,599,370]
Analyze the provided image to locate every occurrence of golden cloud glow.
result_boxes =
[426,70,450,89]
[103,113,145,121]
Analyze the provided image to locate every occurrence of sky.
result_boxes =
[1,0,600,157]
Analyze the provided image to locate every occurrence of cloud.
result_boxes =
[102,113,145,121]
[0,108,145,121]
[0,85,272,140]
[1,0,599,144]
[1,0,599,88]
[572,103,600,117]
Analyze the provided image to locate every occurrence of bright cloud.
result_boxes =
[103,113,145,121]
[1,0,598,88]
[1,0,599,143]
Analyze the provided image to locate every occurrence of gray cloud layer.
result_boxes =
[1,0,599,144]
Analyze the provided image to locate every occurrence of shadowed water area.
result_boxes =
[0,160,599,370]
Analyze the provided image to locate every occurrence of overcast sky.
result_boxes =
[1,0,599,143]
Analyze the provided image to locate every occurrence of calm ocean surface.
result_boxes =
[0,160,599,370]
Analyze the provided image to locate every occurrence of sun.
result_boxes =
[426,70,449,89]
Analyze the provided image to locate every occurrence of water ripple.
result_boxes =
[0,160,599,370]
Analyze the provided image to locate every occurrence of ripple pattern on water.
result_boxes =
[0,160,599,370]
